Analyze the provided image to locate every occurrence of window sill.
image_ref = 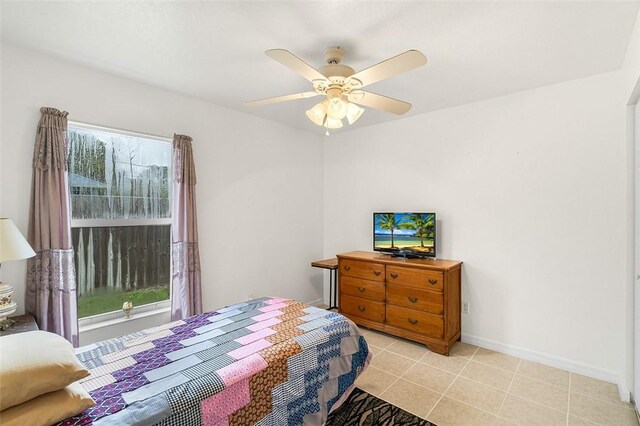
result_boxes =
[79,299,170,327]
[79,306,171,333]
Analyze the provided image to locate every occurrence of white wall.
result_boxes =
[0,44,324,343]
[623,11,640,102]
[2,15,640,393]
[623,9,640,402]
[324,70,630,391]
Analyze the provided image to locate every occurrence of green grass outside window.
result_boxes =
[78,287,170,318]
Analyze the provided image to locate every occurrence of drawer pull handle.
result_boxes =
[358,287,366,293]
[408,318,418,325]
[428,279,438,285]
[408,296,418,303]
[390,273,398,279]
[358,306,366,312]
[344,266,351,271]
[373,271,381,276]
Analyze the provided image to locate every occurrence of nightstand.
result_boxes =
[0,314,38,336]
[311,258,339,310]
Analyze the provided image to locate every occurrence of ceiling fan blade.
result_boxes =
[345,50,427,88]
[265,49,329,83]
[348,91,412,115]
[244,91,319,107]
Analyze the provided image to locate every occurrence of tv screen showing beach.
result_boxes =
[373,212,436,256]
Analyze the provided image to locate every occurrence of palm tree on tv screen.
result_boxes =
[398,213,435,247]
[375,213,400,248]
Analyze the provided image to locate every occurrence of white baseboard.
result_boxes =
[461,333,628,402]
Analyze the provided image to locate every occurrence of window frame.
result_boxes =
[68,121,173,325]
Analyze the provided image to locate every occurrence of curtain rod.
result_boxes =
[68,120,173,143]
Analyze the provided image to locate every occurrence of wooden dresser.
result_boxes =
[337,251,463,355]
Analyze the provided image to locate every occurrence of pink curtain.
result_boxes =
[171,134,202,320]
[26,107,78,346]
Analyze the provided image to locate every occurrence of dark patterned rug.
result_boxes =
[326,387,435,425]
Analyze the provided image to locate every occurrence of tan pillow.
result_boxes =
[0,381,95,426]
[0,330,89,410]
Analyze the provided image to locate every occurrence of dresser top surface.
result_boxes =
[336,251,462,271]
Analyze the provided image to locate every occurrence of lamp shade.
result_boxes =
[325,117,343,129]
[306,97,365,131]
[305,101,327,126]
[326,97,348,120]
[0,218,36,263]
[346,103,365,125]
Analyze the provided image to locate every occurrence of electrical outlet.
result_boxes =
[462,301,470,314]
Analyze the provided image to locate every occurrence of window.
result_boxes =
[68,123,172,319]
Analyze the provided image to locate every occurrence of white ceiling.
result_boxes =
[2,1,639,134]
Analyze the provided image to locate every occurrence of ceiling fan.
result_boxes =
[245,47,427,134]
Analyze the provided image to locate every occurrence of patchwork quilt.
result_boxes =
[59,297,370,426]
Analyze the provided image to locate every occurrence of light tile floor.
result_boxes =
[354,328,639,426]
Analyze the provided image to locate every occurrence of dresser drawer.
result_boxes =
[340,294,385,323]
[386,266,444,291]
[386,284,443,315]
[386,305,444,338]
[341,276,385,302]
[340,260,385,282]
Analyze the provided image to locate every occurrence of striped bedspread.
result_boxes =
[59,297,370,426]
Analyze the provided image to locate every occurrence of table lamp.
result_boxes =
[0,218,36,329]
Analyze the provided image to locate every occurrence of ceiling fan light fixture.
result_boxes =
[346,102,365,125]
[326,96,348,120]
[305,100,327,126]
[325,117,343,129]
[251,47,427,133]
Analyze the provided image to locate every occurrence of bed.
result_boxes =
[59,297,371,425]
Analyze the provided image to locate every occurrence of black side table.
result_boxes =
[0,314,39,336]
[311,258,339,310]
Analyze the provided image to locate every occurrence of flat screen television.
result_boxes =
[373,212,436,258]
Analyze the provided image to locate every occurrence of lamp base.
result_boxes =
[0,281,17,325]
[0,282,14,306]
[0,301,17,319]
[0,317,15,331]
